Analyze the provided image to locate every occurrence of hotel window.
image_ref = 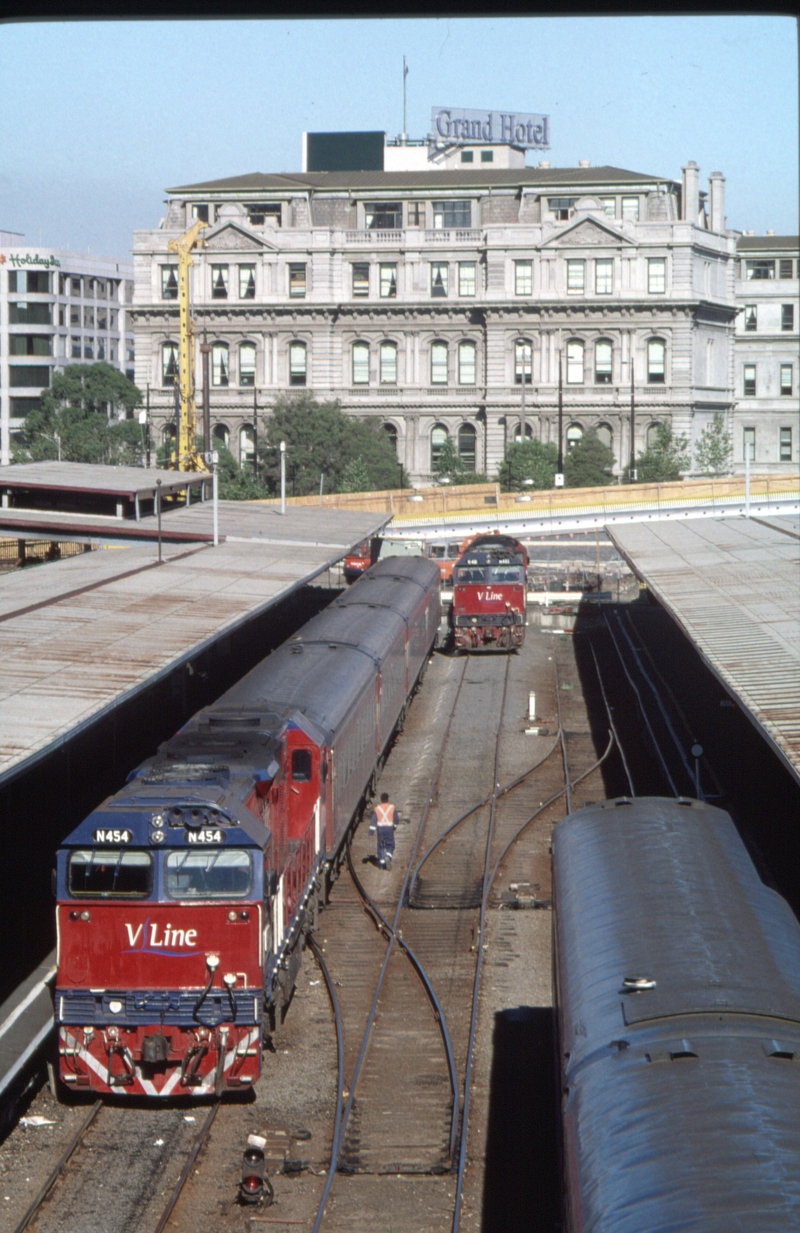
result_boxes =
[239,343,256,387]
[109,341,118,362]
[247,203,281,226]
[481,150,493,163]
[567,260,585,294]
[648,258,666,294]
[289,263,306,298]
[84,338,94,360]
[110,309,118,330]
[10,270,49,293]
[211,265,229,299]
[431,342,448,385]
[744,427,755,460]
[97,339,106,360]
[161,266,178,299]
[407,203,424,227]
[780,427,793,460]
[85,279,95,299]
[431,263,449,297]
[432,200,471,229]
[599,197,616,218]
[780,365,793,395]
[743,364,756,396]
[352,263,369,297]
[647,339,665,384]
[71,336,82,358]
[352,342,370,385]
[192,204,210,223]
[380,341,397,385]
[458,424,477,468]
[779,259,794,279]
[96,280,106,300]
[744,305,757,332]
[781,304,794,331]
[71,277,82,296]
[460,150,473,163]
[745,260,774,280]
[458,341,476,385]
[459,262,476,296]
[212,342,229,387]
[70,306,80,327]
[289,342,307,386]
[595,340,613,384]
[10,335,51,356]
[97,307,107,330]
[239,265,256,299]
[515,261,532,296]
[622,196,639,222]
[566,340,584,385]
[365,202,402,230]
[380,264,397,299]
[595,259,613,295]
[514,339,532,385]
[83,307,94,328]
[10,302,51,325]
[549,198,576,221]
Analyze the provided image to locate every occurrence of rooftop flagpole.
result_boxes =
[403,57,408,138]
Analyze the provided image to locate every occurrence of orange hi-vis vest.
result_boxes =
[375,803,396,828]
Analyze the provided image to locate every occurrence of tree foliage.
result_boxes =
[14,363,144,466]
[431,435,487,486]
[693,413,733,476]
[498,439,559,492]
[563,428,615,487]
[626,422,690,483]
[258,394,402,495]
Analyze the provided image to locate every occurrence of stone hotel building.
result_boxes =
[131,137,798,482]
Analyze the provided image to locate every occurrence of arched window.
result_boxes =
[459,341,476,385]
[289,342,307,386]
[161,342,178,387]
[515,338,532,385]
[380,341,397,385]
[384,423,398,454]
[458,423,477,470]
[211,342,229,387]
[647,338,665,384]
[513,423,534,440]
[239,424,255,468]
[213,423,230,449]
[595,339,612,384]
[239,342,256,387]
[596,423,613,450]
[431,341,448,385]
[352,341,369,385]
[162,422,176,446]
[431,423,449,468]
[566,424,584,451]
[566,340,584,385]
[646,422,662,448]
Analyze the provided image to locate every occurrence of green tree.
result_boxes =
[626,422,690,483]
[16,363,143,466]
[431,433,487,486]
[340,457,372,493]
[563,428,615,487]
[259,393,401,495]
[498,439,559,492]
[694,413,733,476]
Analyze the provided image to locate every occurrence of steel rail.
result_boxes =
[152,1100,220,1233]
[306,935,345,1203]
[603,609,680,797]
[451,657,512,1233]
[345,839,460,1159]
[11,1099,102,1233]
[310,655,469,1233]
[589,639,636,797]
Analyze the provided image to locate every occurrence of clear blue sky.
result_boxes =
[0,15,796,257]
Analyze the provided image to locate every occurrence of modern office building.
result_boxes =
[130,134,796,482]
[0,232,135,466]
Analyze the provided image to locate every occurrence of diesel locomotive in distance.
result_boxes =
[552,796,800,1232]
[451,535,529,651]
[54,558,441,1097]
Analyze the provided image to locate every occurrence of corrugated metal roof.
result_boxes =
[0,507,388,788]
[607,518,800,786]
[1,461,200,497]
[736,235,799,252]
[167,165,670,194]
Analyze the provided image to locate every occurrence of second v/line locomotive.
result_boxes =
[451,535,529,652]
[54,557,441,1097]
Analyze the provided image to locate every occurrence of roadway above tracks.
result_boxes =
[607,516,800,788]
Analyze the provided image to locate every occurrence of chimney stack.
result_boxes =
[682,161,700,224]
[708,172,725,233]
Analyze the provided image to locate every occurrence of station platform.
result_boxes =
[608,515,800,787]
[0,953,56,1114]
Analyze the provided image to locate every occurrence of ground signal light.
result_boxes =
[239,1138,274,1206]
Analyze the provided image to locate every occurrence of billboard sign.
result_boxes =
[431,107,549,150]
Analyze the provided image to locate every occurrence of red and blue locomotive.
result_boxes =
[54,557,441,1096]
[451,535,529,651]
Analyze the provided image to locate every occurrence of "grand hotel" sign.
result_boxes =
[431,107,550,149]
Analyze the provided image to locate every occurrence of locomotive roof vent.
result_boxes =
[208,715,261,728]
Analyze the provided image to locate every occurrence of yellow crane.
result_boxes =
[167,219,208,471]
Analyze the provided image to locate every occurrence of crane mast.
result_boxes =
[167,220,208,471]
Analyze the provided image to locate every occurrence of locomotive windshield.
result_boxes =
[455,566,486,583]
[68,850,153,898]
[165,849,252,899]
[488,566,525,583]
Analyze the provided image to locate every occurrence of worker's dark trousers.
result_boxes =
[376,826,396,865]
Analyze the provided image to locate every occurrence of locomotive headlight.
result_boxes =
[80,911,91,922]
[151,813,165,828]
[108,1000,123,1014]
[151,830,165,844]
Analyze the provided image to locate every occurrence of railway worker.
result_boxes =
[369,793,397,870]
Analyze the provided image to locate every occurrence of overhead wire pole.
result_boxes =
[629,340,637,481]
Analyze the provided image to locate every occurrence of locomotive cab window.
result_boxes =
[455,566,487,583]
[165,850,252,899]
[291,749,313,782]
[489,566,524,583]
[68,850,153,898]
